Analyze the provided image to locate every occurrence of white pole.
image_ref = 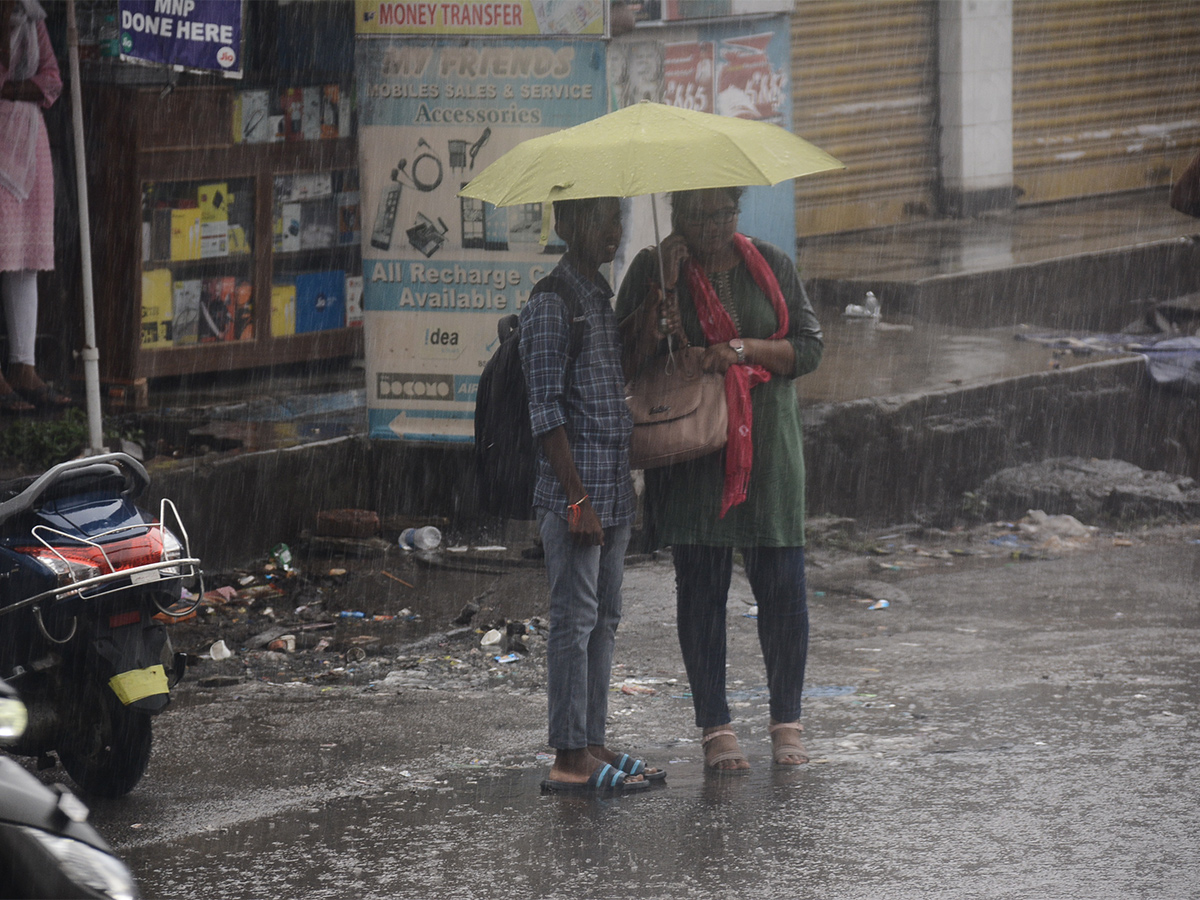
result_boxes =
[66,0,104,455]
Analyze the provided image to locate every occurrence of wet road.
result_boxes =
[80,526,1200,899]
[802,317,1116,404]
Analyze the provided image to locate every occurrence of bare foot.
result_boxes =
[548,747,643,785]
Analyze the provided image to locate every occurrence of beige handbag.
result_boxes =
[626,346,728,469]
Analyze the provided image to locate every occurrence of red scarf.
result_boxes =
[684,234,789,517]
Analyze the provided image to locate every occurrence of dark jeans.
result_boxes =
[672,544,809,729]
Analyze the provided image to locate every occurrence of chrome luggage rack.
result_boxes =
[0,454,204,641]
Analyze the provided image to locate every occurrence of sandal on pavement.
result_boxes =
[769,721,809,766]
[612,752,667,783]
[540,762,650,795]
[0,391,35,415]
[16,383,73,408]
[702,728,750,775]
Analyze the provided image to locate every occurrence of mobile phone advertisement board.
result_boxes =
[356,4,796,445]
[356,6,608,443]
[118,0,244,77]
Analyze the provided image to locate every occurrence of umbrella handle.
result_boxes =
[651,195,675,348]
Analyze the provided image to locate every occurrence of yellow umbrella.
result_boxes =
[458,100,843,207]
[458,101,842,295]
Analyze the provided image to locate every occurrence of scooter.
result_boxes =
[0,453,201,797]
[0,676,140,899]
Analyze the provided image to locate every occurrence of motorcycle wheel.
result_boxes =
[59,689,153,798]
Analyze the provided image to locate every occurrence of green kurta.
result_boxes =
[615,239,823,548]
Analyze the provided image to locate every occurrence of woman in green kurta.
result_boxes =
[616,188,823,773]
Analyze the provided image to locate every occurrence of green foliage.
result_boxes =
[960,491,991,521]
[0,410,144,470]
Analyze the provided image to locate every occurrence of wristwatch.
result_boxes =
[729,338,746,365]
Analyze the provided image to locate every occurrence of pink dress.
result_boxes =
[0,18,61,273]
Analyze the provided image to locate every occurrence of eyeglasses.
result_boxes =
[681,207,739,227]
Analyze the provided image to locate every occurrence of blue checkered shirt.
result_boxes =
[519,258,635,528]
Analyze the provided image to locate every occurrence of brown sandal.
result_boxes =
[702,728,750,774]
[769,721,808,765]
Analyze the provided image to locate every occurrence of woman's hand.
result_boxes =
[656,233,690,290]
[651,287,685,343]
[700,338,798,377]
[700,342,738,375]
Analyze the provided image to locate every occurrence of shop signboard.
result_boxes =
[355,0,606,37]
[117,0,244,77]
[356,32,607,442]
[608,15,796,274]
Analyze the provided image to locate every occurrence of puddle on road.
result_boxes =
[122,765,833,900]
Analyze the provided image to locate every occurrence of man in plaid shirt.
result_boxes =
[520,197,662,793]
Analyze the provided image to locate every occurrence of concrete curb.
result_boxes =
[148,356,1199,567]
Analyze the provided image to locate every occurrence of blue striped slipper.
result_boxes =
[540,762,650,794]
[612,753,667,783]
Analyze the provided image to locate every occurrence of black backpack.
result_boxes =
[474,276,584,520]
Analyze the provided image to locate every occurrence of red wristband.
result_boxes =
[567,494,588,527]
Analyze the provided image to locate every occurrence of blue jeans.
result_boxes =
[672,545,809,729]
[538,510,631,750]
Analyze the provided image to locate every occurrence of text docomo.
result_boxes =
[376,373,454,400]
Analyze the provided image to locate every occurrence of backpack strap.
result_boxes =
[530,274,586,368]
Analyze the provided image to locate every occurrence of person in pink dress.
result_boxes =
[0,0,71,412]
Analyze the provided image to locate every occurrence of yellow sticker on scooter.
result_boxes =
[109,665,169,705]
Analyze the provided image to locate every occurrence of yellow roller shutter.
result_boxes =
[790,0,938,236]
[1014,0,1200,206]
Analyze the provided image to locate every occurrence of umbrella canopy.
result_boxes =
[458,101,843,207]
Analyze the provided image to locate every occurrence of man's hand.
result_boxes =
[540,426,604,546]
[569,497,604,546]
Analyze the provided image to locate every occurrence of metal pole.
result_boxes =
[66,0,104,455]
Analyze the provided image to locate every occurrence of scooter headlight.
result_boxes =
[19,827,137,900]
[0,696,28,742]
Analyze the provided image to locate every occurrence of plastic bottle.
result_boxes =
[399,526,442,550]
[842,292,881,319]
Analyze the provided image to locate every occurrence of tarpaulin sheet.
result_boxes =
[1017,332,1200,391]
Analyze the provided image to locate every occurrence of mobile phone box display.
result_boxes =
[173,279,202,345]
[198,277,253,343]
[301,198,338,250]
[275,174,341,252]
[197,183,229,259]
[321,85,350,140]
[337,191,361,245]
[141,269,173,348]
[199,277,234,342]
[170,208,202,261]
[281,88,305,142]
[226,190,254,255]
[232,89,275,144]
[345,275,363,327]
[271,283,297,337]
[294,270,345,334]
